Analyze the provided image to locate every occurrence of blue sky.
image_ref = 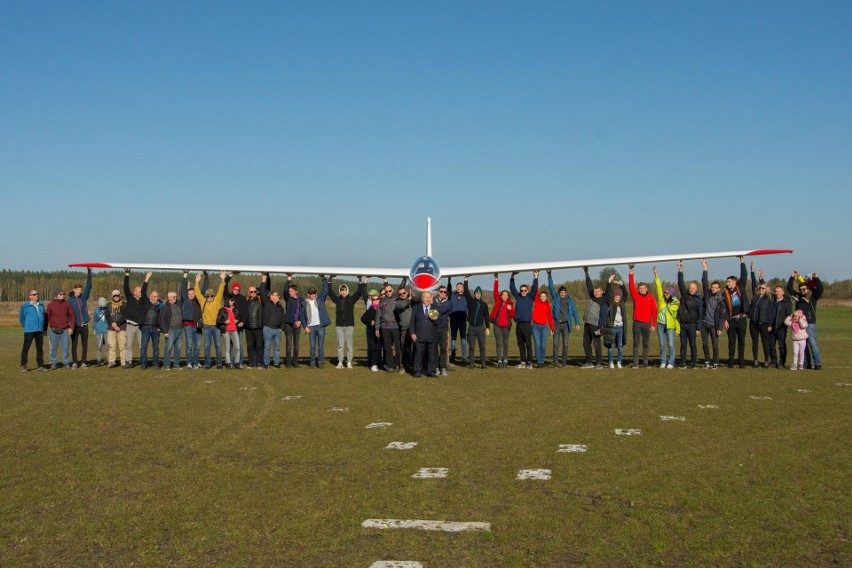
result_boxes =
[2,1,850,282]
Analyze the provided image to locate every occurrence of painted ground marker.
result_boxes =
[796,389,811,393]
[385,442,418,450]
[412,467,448,479]
[615,428,642,436]
[369,562,423,568]
[517,469,552,480]
[362,519,491,532]
[749,396,772,400]
[660,415,686,421]
[327,407,351,412]
[697,405,719,409]
[366,422,393,429]
[281,395,303,401]
[557,444,588,453]
[836,383,851,387]
[203,380,214,384]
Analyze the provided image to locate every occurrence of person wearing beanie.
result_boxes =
[749,263,777,368]
[194,271,226,369]
[677,261,704,369]
[653,266,680,369]
[19,288,47,372]
[92,296,110,366]
[548,271,580,368]
[463,276,491,369]
[45,288,75,369]
[629,265,657,368]
[68,268,92,368]
[604,275,628,368]
[327,276,366,369]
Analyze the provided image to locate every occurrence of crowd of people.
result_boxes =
[19,259,824,375]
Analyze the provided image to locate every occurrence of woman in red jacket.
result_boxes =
[532,290,555,368]
[491,275,514,368]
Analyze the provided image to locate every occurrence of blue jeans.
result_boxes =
[532,323,549,364]
[608,327,624,365]
[308,325,326,364]
[263,326,281,366]
[804,323,822,367]
[48,328,70,365]
[657,322,675,365]
[184,325,201,366]
[202,326,222,367]
[164,327,184,368]
[140,326,160,366]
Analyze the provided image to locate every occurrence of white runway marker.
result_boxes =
[385,442,418,450]
[517,469,552,480]
[660,415,686,421]
[412,467,448,479]
[362,519,491,532]
[749,396,772,400]
[796,389,811,393]
[239,387,258,390]
[369,562,423,568]
[281,395,303,400]
[203,380,214,384]
[366,422,393,429]
[557,444,588,453]
[836,383,851,387]
[697,405,719,409]
[327,407,351,412]
[615,429,642,436]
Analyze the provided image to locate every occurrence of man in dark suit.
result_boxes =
[409,291,453,377]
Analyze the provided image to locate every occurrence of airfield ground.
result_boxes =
[0,306,849,567]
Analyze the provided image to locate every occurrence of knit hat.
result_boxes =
[98,297,107,307]
[111,289,121,297]
[474,286,482,295]
[558,286,567,293]
[612,289,623,299]
[231,282,241,291]
[54,288,64,297]
[665,287,678,297]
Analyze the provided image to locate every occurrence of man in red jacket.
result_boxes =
[629,265,657,368]
[46,289,76,370]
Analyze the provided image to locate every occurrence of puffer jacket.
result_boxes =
[654,276,680,334]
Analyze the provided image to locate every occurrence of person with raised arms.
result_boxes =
[629,264,657,369]
[548,270,580,368]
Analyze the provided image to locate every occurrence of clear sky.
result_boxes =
[2,2,850,282]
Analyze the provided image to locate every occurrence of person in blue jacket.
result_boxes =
[68,268,92,368]
[300,279,332,368]
[510,271,539,369]
[20,289,47,372]
[547,271,580,367]
[92,297,110,366]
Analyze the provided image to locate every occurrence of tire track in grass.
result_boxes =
[229,377,276,443]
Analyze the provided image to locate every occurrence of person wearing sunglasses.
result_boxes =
[510,271,539,369]
[193,271,227,369]
[45,289,75,370]
[748,263,777,368]
[19,289,47,372]
[787,270,823,370]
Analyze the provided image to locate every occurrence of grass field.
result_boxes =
[1,308,849,567]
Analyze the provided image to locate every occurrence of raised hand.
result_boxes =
[702,259,707,270]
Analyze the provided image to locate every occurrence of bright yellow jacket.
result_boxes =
[654,275,680,334]
[194,281,225,327]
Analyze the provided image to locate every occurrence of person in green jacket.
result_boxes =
[653,266,680,368]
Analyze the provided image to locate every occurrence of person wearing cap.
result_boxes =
[700,259,728,369]
[510,271,539,369]
[217,295,243,369]
[676,261,704,369]
[68,268,93,368]
[123,270,150,367]
[283,276,304,368]
[787,270,823,370]
[46,288,75,369]
[723,257,750,369]
[224,274,249,367]
[653,266,680,369]
[92,297,110,366]
[548,271,580,368]
[604,275,628,368]
[19,288,47,372]
[159,291,185,370]
[327,276,365,369]
[180,272,203,369]
[194,272,226,369]
[748,264,777,368]
[260,275,285,368]
[106,289,128,368]
[362,289,382,371]
[581,267,608,369]
[628,264,657,368]
[300,280,331,368]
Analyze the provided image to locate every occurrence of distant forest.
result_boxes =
[2,268,851,303]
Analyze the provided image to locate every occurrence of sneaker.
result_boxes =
[441,369,448,377]
[712,363,719,369]
[609,363,614,369]
[660,363,666,368]
[107,363,115,368]
[164,366,171,371]
[581,363,594,369]
[631,364,639,369]
[666,364,674,369]
[468,363,475,369]
[309,361,316,368]
[140,364,147,370]
[80,362,87,368]
[39,366,49,372]
[370,365,379,372]
[815,365,822,370]
[527,363,534,369]
[790,365,798,371]
[704,362,711,369]
[595,364,603,369]
[49,364,56,370]
[20,366,27,373]
[346,361,353,369]
[336,362,344,369]
[70,363,77,369]
[398,368,406,374]
[617,362,622,369]
[515,363,527,369]
[152,365,159,371]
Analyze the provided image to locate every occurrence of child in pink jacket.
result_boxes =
[784,310,809,370]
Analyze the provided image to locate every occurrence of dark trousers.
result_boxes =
[450,312,467,360]
[750,321,776,365]
[400,328,414,368]
[772,327,788,366]
[413,340,438,376]
[633,321,651,366]
[516,322,532,364]
[140,325,160,366]
[583,322,602,365]
[679,323,698,366]
[702,324,720,364]
[727,316,747,366]
[365,328,381,367]
[71,324,88,365]
[283,323,300,366]
[22,332,45,368]
[245,328,264,367]
[437,328,449,369]
[553,322,570,365]
[381,328,402,369]
[468,324,487,366]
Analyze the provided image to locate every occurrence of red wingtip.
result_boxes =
[747,249,793,256]
[68,263,114,268]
